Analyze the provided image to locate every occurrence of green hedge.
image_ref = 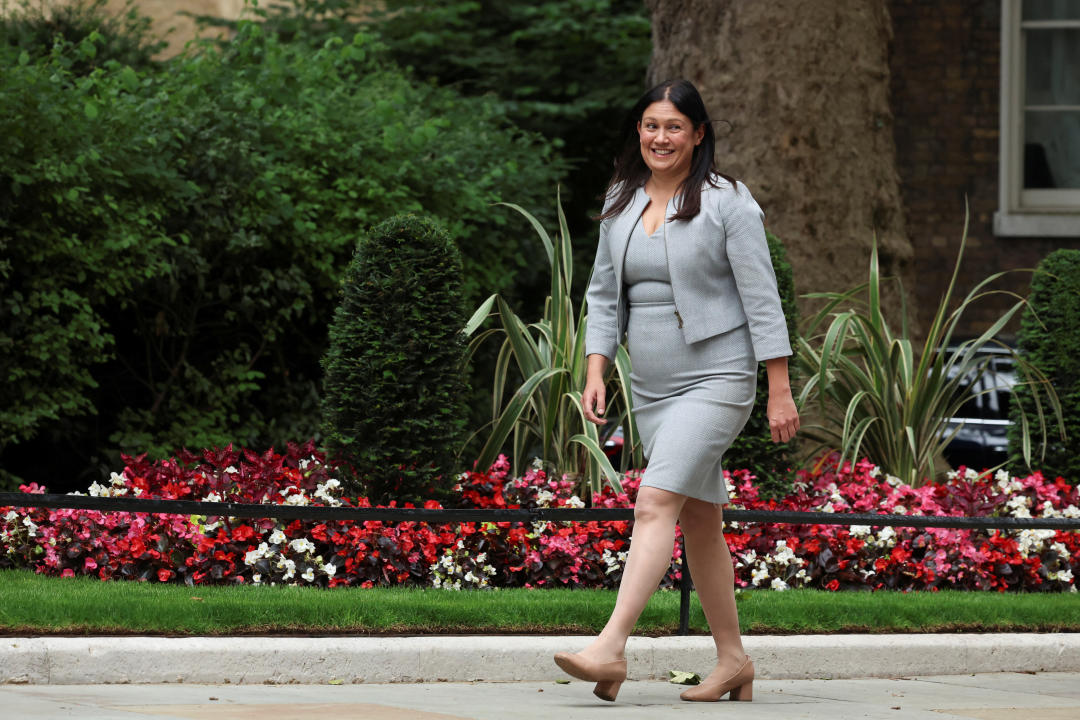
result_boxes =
[0,20,562,490]
[722,231,800,498]
[321,215,468,503]
[1008,248,1080,485]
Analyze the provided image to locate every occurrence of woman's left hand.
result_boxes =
[767,390,800,443]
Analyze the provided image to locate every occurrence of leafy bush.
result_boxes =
[1009,249,1080,485]
[0,21,562,490]
[0,0,164,73]
[723,231,800,498]
[321,215,469,503]
[796,220,1062,487]
[229,0,652,286]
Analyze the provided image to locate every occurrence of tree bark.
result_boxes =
[646,0,914,324]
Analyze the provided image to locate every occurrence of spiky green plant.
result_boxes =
[463,194,642,496]
[796,213,1063,486]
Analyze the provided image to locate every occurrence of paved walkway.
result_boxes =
[3,673,1080,719]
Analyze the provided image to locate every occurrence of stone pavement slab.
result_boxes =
[2,673,1079,720]
[4,634,1079,684]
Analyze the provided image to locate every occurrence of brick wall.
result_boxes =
[888,0,1080,341]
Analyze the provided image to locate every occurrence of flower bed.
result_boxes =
[2,442,1077,592]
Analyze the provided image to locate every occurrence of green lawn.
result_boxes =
[2,570,1077,635]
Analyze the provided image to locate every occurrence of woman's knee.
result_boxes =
[633,486,685,524]
[679,497,724,531]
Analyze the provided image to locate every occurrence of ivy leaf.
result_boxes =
[668,670,701,685]
[84,101,99,120]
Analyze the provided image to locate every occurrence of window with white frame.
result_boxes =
[996,0,1080,236]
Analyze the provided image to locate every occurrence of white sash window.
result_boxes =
[996,0,1080,236]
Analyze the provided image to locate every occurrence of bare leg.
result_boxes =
[575,486,687,663]
[679,497,745,674]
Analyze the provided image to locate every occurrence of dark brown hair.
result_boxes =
[598,79,736,222]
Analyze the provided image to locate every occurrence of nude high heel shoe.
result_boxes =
[679,654,754,702]
[553,651,628,702]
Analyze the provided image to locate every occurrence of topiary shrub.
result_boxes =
[722,230,800,499]
[1008,248,1080,486]
[321,215,469,504]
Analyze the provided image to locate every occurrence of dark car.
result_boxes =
[940,345,1016,471]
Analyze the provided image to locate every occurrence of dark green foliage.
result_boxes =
[321,215,469,503]
[0,21,561,491]
[1008,249,1080,485]
[236,0,652,293]
[0,0,164,74]
[723,231,800,498]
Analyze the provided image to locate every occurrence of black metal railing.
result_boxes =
[3,492,1078,634]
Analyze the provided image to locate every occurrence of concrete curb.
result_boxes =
[3,634,1079,685]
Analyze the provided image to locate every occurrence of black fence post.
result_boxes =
[678,535,692,635]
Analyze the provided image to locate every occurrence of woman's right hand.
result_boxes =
[582,376,607,426]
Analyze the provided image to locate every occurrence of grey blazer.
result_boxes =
[584,178,792,363]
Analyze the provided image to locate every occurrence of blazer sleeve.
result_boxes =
[722,184,793,362]
[584,215,620,363]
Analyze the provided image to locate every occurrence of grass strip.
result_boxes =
[2,569,1078,635]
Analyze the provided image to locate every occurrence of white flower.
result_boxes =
[820,502,835,514]
[534,489,555,507]
[483,565,496,576]
[284,493,310,506]
[885,474,902,487]
[278,558,296,580]
[868,466,882,478]
[964,467,980,481]
[323,563,337,577]
[770,577,789,591]
[995,469,1011,486]
[252,573,262,584]
[849,525,871,537]
[464,571,479,584]
[22,517,37,536]
[3,510,17,523]
[109,471,126,486]
[225,465,238,474]
[203,492,222,503]
[566,495,585,509]
[301,567,315,582]
[289,538,316,554]
[1006,494,1032,519]
[1017,528,1055,557]
[269,529,287,545]
[751,563,769,587]
[88,482,109,497]
[244,549,261,565]
[475,553,487,564]
[892,505,907,515]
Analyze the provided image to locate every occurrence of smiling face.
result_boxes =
[637,99,704,181]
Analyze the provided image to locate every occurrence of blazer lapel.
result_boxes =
[610,186,650,290]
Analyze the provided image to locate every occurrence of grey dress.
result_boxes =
[623,219,757,504]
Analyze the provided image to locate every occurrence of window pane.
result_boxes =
[1024,110,1080,188]
[1025,29,1080,105]
[1023,0,1080,20]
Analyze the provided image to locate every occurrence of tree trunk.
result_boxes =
[646,0,914,324]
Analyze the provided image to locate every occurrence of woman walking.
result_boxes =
[553,79,799,702]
